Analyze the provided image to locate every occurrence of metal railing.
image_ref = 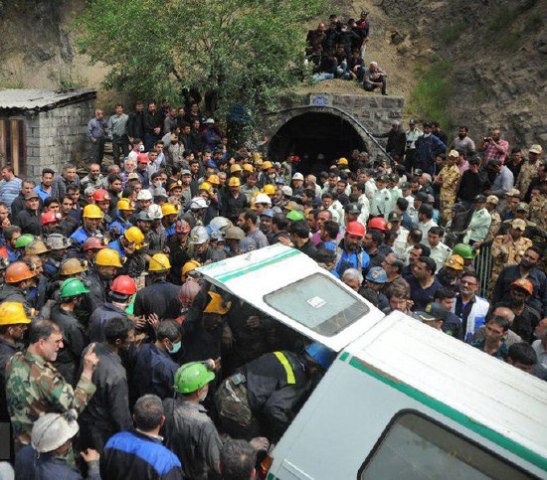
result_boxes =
[474,242,493,298]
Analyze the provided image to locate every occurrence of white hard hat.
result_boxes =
[189,226,210,245]
[254,193,272,205]
[209,216,232,232]
[190,197,209,210]
[31,411,79,453]
[147,204,163,220]
[137,189,153,201]
[281,186,293,197]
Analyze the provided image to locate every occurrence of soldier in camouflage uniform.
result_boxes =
[5,320,98,447]
[516,144,542,198]
[435,150,461,223]
[529,187,547,232]
[484,195,502,243]
[489,219,533,291]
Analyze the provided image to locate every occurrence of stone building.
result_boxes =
[0,89,96,180]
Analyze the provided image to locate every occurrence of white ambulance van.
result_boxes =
[198,244,547,480]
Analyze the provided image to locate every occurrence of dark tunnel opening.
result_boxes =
[267,111,368,175]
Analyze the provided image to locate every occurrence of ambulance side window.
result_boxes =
[358,411,533,480]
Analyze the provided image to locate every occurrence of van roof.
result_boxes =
[343,310,547,468]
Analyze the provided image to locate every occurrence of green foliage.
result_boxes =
[408,60,455,130]
[75,0,322,118]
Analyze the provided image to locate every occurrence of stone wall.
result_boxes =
[262,93,404,159]
[25,99,95,180]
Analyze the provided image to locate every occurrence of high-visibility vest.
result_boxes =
[273,351,296,385]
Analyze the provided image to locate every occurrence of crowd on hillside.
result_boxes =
[306,11,388,94]
[0,85,545,479]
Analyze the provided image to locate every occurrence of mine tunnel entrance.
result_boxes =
[268,111,368,175]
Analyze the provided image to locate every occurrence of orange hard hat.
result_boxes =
[5,261,38,284]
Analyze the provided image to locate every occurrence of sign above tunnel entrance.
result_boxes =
[309,94,331,107]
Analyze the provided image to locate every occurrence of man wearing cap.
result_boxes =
[291,172,305,196]
[435,150,461,222]
[484,195,502,242]
[370,175,391,218]
[415,302,450,332]
[492,278,540,343]
[516,144,542,196]
[463,195,492,246]
[490,219,533,288]
[492,246,546,317]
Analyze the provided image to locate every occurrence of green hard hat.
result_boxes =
[453,243,474,260]
[174,362,215,394]
[15,234,35,249]
[60,278,90,299]
[286,210,305,222]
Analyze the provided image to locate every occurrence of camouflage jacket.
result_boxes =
[6,350,96,443]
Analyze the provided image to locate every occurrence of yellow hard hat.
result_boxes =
[338,157,349,166]
[83,204,104,219]
[116,199,135,211]
[182,260,201,276]
[148,253,172,272]
[161,203,179,217]
[199,182,213,193]
[252,152,262,162]
[242,164,254,173]
[124,226,145,248]
[261,161,273,170]
[261,184,276,196]
[0,302,31,326]
[204,291,231,315]
[230,164,242,174]
[25,239,49,256]
[228,177,241,187]
[95,248,122,268]
[60,258,88,276]
[207,175,220,186]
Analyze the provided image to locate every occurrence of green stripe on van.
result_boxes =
[345,355,547,472]
[217,248,300,283]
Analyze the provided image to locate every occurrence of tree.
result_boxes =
[76,0,322,117]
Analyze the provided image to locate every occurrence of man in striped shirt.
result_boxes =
[0,166,22,213]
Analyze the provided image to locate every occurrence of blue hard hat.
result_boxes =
[260,209,275,218]
[305,342,336,370]
[365,267,388,283]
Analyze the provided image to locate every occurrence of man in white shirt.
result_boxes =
[417,204,437,239]
[426,226,452,272]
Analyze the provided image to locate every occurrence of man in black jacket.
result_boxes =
[101,394,183,480]
[216,343,335,442]
[375,121,406,162]
[457,156,485,205]
[143,101,163,151]
[15,192,42,236]
[127,101,145,145]
[79,317,135,452]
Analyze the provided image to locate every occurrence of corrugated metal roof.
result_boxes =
[0,89,96,110]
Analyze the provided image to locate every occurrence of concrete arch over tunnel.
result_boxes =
[267,107,370,175]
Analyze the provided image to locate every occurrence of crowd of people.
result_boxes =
[306,12,388,95]
[0,88,545,480]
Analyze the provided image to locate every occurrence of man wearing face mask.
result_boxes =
[79,316,136,452]
[133,320,182,399]
[492,279,541,344]
[50,279,91,385]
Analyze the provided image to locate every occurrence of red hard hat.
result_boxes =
[82,236,107,252]
[110,275,137,295]
[41,211,60,226]
[367,217,388,231]
[137,153,149,164]
[93,189,111,202]
[346,221,366,238]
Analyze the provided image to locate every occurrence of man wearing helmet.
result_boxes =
[70,204,105,248]
[335,221,370,279]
